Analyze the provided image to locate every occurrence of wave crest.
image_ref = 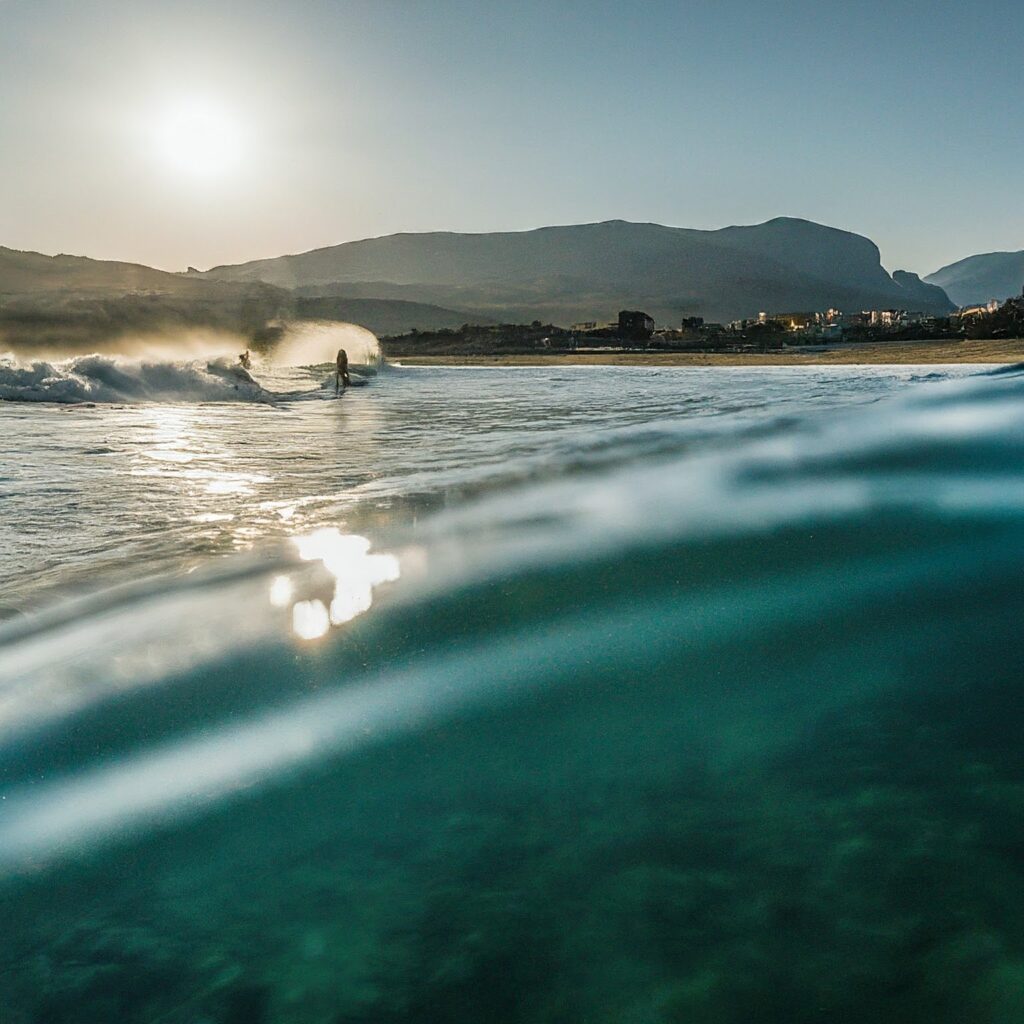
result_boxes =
[0,353,273,404]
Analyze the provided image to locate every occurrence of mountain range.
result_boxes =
[924,251,1024,308]
[196,218,954,325]
[0,218,963,351]
[0,246,477,347]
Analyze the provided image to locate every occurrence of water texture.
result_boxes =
[1,362,1022,1022]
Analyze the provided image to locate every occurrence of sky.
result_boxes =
[0,0,1021,276]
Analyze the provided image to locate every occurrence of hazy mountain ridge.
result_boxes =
[0,220,956,350]
[199,218,955,323]
[0,246,483,350]
[0,246,203,297]
[0,247,290,352]
[925,251,1024,307]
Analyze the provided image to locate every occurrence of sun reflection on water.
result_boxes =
[292,599,331,641]
[268,575,294,608]
[281,528,401,640]
[129,407,277,526]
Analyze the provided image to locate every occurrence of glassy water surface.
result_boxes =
[2,361,1024,1023]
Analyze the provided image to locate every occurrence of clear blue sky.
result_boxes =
[1,0,1021,275]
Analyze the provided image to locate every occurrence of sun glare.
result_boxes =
[153,98,242,181]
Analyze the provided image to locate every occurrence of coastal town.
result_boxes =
[381,286,1024,357]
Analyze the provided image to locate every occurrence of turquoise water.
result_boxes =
[3,362,1024,1021]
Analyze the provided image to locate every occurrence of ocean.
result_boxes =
[2,356,1024,1022]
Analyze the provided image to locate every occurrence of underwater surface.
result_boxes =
[3,361,1024,1022]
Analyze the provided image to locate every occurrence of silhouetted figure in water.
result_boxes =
[336,348,350,394]
[238,350,252,370]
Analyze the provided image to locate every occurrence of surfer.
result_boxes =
[238,349,252,370]
[335,348,350,394]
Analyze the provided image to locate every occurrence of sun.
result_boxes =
[152,98,243,181]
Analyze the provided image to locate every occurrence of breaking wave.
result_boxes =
[0,353,275,404]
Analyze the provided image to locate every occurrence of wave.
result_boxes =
[0,353,277,404]
[4,365,1024,1020]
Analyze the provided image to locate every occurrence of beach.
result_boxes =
[391,337,1024,366]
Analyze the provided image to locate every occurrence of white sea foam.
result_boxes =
[0,353,275,404]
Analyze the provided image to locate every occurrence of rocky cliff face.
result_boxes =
[200,218,955,324]
[891,270,955,310]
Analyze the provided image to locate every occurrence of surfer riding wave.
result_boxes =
[336,349,350,395]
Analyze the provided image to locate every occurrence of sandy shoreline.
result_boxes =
[390,338,1024,367]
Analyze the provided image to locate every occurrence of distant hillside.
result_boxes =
[0,246,201,297]
[293,296,489,336]
[0,246,480,350]
[0,223,957,352]
[0,246,293,352]
[925,251,1024,307]
[199,218,955,323]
